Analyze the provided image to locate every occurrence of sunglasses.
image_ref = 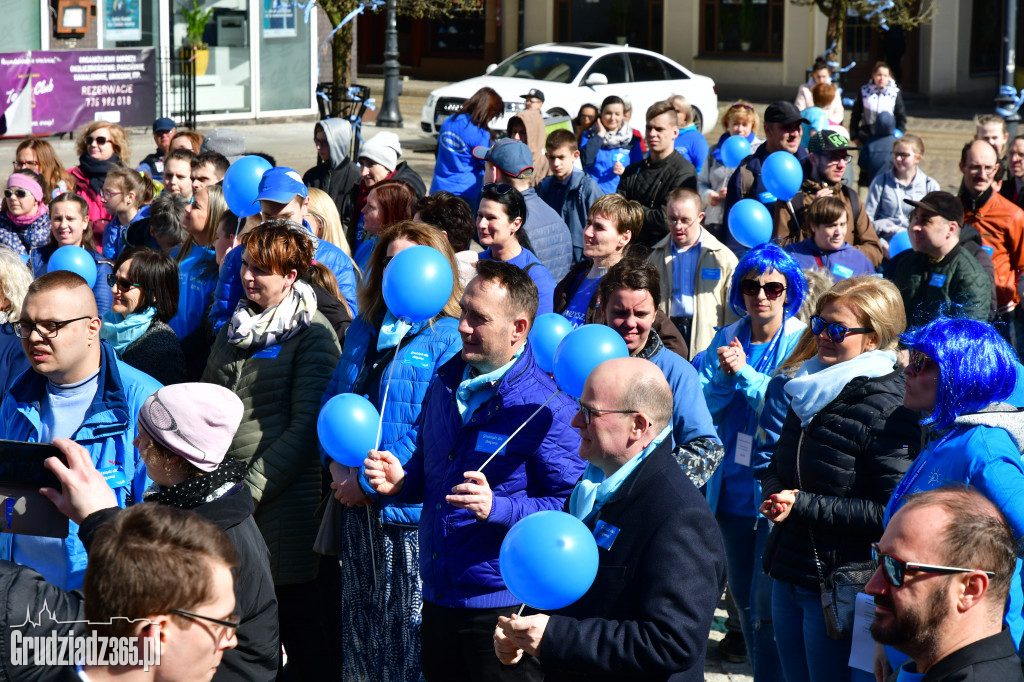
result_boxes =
[730,103,755,111]
[871,543,995,588]
[739,280,786,299]
[3,188,30,199]
[482,183,515,196]
[85,135,110,147]
[107,273,140,292]
[908,350,934,374]
[810,315,872,343]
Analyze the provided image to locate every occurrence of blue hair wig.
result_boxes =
[728,242,807,319]
[901,316,1018,430]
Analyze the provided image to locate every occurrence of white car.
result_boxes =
[420,43,719,137]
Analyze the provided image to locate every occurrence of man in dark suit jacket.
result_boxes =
[493,356,726,681]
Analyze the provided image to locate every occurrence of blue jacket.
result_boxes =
[480,247,555,315]
[321,315,463,525]
[536,170,603,264]
[674,125,710,175]
[521,188,573,282]
[0,343,161,589]
[699,317,806,515]
[102,205,151,260]
[785,238,876,280]
[0,323,29,407]
[168,244,218,340]
[210,236,358,332]
[30,245,114,317]
[393,345,584,608]
[580,129,645,194]
[431,113,491,208]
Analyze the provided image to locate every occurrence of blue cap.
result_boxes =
[472,139,534,179]
[153,117,176,133]
[255,167,308,204]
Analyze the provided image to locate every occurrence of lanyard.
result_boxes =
[738,319,785,431]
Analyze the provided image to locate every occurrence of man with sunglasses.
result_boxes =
[867,487,1022,681]
[0,271,161,591]
[772,130,885,266]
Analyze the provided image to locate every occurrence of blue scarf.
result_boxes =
[456,345,525,423]
[784,349,896,426]
[712,131,757,164]
[376,311,429,351]
[569,425,672,521]
[100,307,156,353]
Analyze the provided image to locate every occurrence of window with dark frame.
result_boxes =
[700,0,784,58]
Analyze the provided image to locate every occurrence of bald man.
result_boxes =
[0,271,160,590]
[494,357,726,681]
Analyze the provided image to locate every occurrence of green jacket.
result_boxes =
[203,311,341,585]
[891,245,992,326]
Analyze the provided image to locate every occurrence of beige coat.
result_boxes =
[648,228,739,359]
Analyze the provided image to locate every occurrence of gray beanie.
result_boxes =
[358,132,402,172]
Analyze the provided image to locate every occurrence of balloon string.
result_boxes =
[367,505,377,593]
[517,603,526,617]
[786,200,801,234]
[478,389,561,473]
[374,319,409,451]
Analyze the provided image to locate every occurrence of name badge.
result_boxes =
[252,345,282,359]
[4,499,13,527]
[928,273,946,287]
[475,431,506,455]
[758,191,778,204]
[701,268,721,281]
[403,350,431,369]
[831,264,854,280]
[735,433,753,468]
[593,520,621,550]
[98,467,128,489]
[982,245,994,257]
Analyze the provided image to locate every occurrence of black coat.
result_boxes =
[80,483,280,682]
[302,158,361,228]
[885,630,1024,682]
[760,370,920,590]
[539,441,726,681]
[616,151,697,247]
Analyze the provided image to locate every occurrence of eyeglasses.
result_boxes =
[669,216,700,227]
[12,160,38,169]
[739,280,787,300]
[907,350,934,374]
[730,103,755,111]
[85,135,110,147]
[810,315,872,343]
[482,183,515,196]
[12,316,93,339]
[107,273,140,292]
[967,164,997,175]
[314,136,329,147]
[4,189,30,200]
[100,188,123,200]
[892,151,914,160]
[825,154,852,165]
[578,401,637,425]
[170,609,241,643]
[871,543,994,588]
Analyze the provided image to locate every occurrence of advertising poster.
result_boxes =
[264,0,297,37]
[105,0,142,42]
[0,49,157,136]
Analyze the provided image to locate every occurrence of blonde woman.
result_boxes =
[68,121,130,241]
[0,247,34,401]
[307,187,354,258]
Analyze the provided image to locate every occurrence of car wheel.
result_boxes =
[692,108,704,134]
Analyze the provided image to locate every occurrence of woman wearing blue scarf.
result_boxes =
[100,247,184,386]
[697,101,764,242]
[755,275,920,682]
[698,243,806,681]
[320,220,464,682]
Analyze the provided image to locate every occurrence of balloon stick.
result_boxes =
[477,389,561,473]
[374,319,410,450]
[517,603,526,617]
[786,200,801,235]
[367,505,377,592]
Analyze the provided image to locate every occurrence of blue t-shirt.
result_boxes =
[718,341,769,516]
[480,247,555,315]
[671,240,702,318]
[563,276,601,329]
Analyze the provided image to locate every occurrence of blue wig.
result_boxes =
[901,316,1018,430]
[728,242,807,319]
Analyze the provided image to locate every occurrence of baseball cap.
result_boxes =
[153,117,176,133]
[808,130,857,154]
[521,88,545,102]
[256,166,308,204]
[764,101,809,126]
[904,191,964,225]
[472,139,534,179]
[137,384,244,473]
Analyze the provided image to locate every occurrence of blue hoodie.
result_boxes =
[785,238,876,280]
[674,124,710,174]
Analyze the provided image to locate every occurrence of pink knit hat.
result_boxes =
[137,383,244,472]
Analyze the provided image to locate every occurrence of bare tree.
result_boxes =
[791,0,936,60]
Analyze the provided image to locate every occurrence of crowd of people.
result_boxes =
[1,59,1024,682]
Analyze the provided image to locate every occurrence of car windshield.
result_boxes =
[489,51,591,83]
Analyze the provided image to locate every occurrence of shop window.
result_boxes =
[425,12,484,58]
[700,0,784,58]
[969,0,1003,76]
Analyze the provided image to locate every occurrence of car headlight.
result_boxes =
[504,101,525,113]
[425,94,436,109]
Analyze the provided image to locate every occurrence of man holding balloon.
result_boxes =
[364,260,584,681]
[493,357,726,681]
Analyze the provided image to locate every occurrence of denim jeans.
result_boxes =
[771,580,874,682]
[717,513,784,682]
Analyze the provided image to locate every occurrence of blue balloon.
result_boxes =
[552,324,629,398]
[47,245,97,287]
[318,393,381,466]
[728,198,774,248]
[382,245,454,323]
[529,313,573,374]
[888,230,912,259]
[223,155,273,218]
[762,151,804,202]
[720,135,752,168]
[499,510,599,610]
[893,129,903,139]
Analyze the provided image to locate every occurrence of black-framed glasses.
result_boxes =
[810,315,872,344]
[825,154,852,165]
[871,543,995,588]
[482,183,515,196]
[107,273,140,292]
[578,401,637,425]
[85,135,110,147]
[12,316,93,339]
[4,189,30,200]
[170,609,241,643]
[739,280,786,300]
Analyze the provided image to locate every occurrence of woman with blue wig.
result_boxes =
[698,242,806,680]
[876,316,1024,677]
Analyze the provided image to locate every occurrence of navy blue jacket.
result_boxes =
[536,170,603,264]
[521,187,574,282]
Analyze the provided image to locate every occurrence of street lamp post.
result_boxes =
[377,0,403,127]
[997,0,1020,138]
